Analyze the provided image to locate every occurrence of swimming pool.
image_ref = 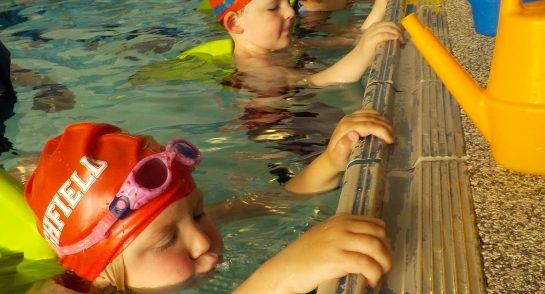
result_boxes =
[0,0,372,292]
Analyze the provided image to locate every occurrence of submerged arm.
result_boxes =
[205,188,310,223]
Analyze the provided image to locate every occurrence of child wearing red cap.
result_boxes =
[210,0,382,25]
[209,0,402,88]
[25,109,394,293]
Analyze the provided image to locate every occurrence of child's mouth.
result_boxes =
[196,252,221,274]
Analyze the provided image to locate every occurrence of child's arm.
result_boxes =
[294,0,389,50]
[207,110,393,221]
[234,213,392,293]
[297,0,351,11]
[306,21,403,87]
[361,0,389,30]
[285,109,394,194]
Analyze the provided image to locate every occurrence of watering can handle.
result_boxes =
[502,0,524,14]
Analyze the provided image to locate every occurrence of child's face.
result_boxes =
[120,188,223,289]
[238,0,295,51]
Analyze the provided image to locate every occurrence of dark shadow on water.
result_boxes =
[0,39,16,156]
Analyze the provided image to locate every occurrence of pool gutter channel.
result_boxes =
[316,1,486,293]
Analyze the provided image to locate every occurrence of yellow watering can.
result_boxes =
[401,0,545,175]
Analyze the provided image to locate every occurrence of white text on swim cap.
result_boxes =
[42,156,107,246]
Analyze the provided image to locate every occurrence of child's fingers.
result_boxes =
[355,124,394,144]
[397,32,406,44]
[330,128,391,171]
[330,214,392,269]
[342,233,392,274]
[340,251,389,287]
[331,122,395,146]
[364,22,404,44]
[370,31,403,45]
[348,122,395,144]
[344,112,395,137]
[344,217,392,255]
[316,215,392,286]
[346,110,393,127]
[339,213,386,230]
[366,21,402,34]
[357,117,395,136]
[341,216,390,242]
[331,110,396,152]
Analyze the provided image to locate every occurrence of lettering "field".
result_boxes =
[42,156,107,246]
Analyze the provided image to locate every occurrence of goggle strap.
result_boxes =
[54,139,200,256]
[56,212,118,256]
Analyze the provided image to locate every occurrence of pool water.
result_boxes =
[0,0,372,292]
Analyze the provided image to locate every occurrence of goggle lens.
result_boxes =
[134,158,168,189]
[171,140,200,166]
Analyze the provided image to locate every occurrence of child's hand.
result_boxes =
[357,21,404,57]
[325,109,395,172]
[306,22,403,86]
[283,213,392,291]
[284,109,394,194]
[248,213,392,293]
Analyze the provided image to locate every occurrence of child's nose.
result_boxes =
[188,226,212,259]
[284,4,295,19]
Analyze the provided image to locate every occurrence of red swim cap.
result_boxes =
[25,122,196,281]
[209,0,252,21]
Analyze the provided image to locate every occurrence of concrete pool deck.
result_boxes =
[445,0,545,292]
[320,0,545,293]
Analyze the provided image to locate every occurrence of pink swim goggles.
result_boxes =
[55,139,201,256]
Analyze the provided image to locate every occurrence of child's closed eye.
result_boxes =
[266,0,281,10]
[193,211,206,222]
[155,229,178,252]
[193,195,206,222]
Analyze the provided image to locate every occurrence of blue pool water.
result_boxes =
[0,0,372,292]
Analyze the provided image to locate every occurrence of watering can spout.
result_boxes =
[401,13,491,141]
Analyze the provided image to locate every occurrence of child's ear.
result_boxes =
[223,11,244,34]
[92,271,111,288]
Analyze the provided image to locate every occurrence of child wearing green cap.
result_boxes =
[23,109,394,293]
